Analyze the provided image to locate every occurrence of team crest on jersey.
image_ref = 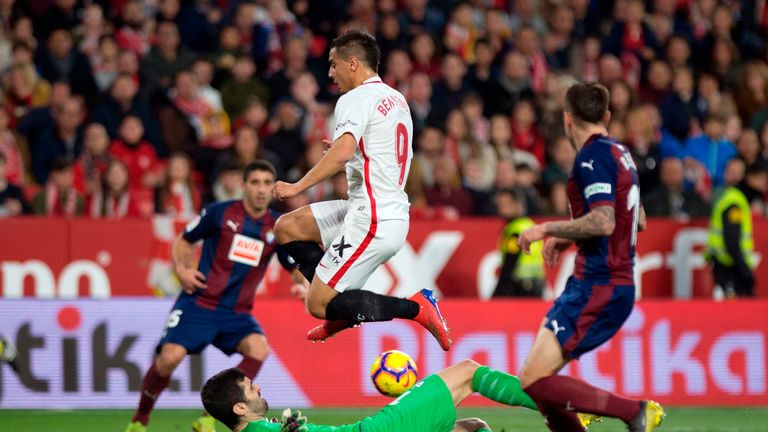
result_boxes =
[228,233,265,267]
[265,230,275,244]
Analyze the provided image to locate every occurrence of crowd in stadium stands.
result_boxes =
[0,0,768,221]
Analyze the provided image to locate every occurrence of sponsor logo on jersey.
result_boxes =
[228,234,265,267]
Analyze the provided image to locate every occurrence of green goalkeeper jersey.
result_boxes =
[243,419,362,432]
[240,375,456,432]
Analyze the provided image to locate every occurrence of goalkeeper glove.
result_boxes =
[280,408,308,432]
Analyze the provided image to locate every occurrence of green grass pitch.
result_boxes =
[1,407,767,431]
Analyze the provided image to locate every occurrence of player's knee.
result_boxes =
[307,298,327,319]
[155,347,186,375]
[459,358,481,372]
[274,215,295,244]
[518,367,543,390]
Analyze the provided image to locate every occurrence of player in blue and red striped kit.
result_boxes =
[126,160,307,432]
[518,82,664,432]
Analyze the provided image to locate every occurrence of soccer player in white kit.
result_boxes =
[273,30,451,351]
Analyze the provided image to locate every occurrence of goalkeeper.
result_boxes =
[202,360,598,432]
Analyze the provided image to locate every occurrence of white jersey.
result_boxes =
[332,76,413,223]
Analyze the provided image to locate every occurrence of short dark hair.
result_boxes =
[330,30,381,72]
[51,156,74,172]
[564,82,610,124]
[201,368,246,431]
[243,159,277,182]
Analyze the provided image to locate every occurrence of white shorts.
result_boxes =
[309,200,408,292]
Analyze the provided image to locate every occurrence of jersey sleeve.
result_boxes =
[182,204,216,243]
[576,148,617,208]
[332,93,370,143]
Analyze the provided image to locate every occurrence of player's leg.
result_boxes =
[307,219,450,350]
[275,201,344,282]
[234,333,269,378]
[453,418,491,432]
[521,282,661,431]
[436,359,537,410]
[129,342,187,427]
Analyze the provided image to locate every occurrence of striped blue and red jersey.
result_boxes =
[567,134,641,285]
[182,200,295,313]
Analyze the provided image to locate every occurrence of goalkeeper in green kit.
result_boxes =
[202,359,601,432]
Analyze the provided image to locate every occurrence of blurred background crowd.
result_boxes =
[1,0,768,221]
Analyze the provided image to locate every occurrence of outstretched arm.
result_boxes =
[518,206,615,254]
[453,417,491,432]
[543,206,615,240]
[273,134,357,200]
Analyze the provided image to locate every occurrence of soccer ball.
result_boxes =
[369,350,419,397]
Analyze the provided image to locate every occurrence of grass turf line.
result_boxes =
[0,407,766,431]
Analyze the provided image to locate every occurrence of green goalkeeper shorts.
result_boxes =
[360,374,456,432]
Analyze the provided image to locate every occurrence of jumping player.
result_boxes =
[125,161,308,432]
[517,82,664,431]
[272,30,451,351]
[201,360,542,432]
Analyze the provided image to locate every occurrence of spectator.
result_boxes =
[221,56,270,119]
[191,58,223,112]
[493,188,544,297]
[572,36,601,82]
[109,116,163,191]
[466,38,499,117]
[508,0,547,36]
[89,35,120,93]
[409,31,440,79]
[75,3,110,60]
[214,125,280,184]
[597,53,624,88]
[660,66,697,142]
[213,25,241,73]
[543,3,576,71]
[266,35,311,103]
[603,0,660,79]
[263,100,304,179]
[609,80,635,124]
[398,0,445,39]
[32,96,84,184]
[407,72,433,136]
[0,153,30,216]
[4,62,51,124]
[694,71,737,122]
[91,73,163,153]
[407,127,444,207]
[377,12,406,63]
[32,156,84,217]
[154,151,201,218]
[664,34,692,69]
[16,80,70,159]
[34,0,81,40]
[88,159,144,219]
[639,59,672,105]
[643,157,709,220]
[513,26,549,93]
[176,0,221,52]
[0,108,28,186]
[73,123,112,198]
[510,99,545,166]
[206,161,243,204]
[429,52,470,125]
[289,70,331,144]
[736,129,765,167]
[709,37,741,92]
[542,135,576,189]
[424,156,475,216]
[141,21,194,88]
[443,2,478,63]
[513,156,541,216]
[231,97,270,136]
[685,113,737,188]
[735,61,768,128]
[382,49,412,96]
[494,51,535,116]
[35,28,98,109]
[625,106,662,193]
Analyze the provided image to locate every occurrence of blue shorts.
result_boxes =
[545,276,634,359]
[157,295,264,355]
